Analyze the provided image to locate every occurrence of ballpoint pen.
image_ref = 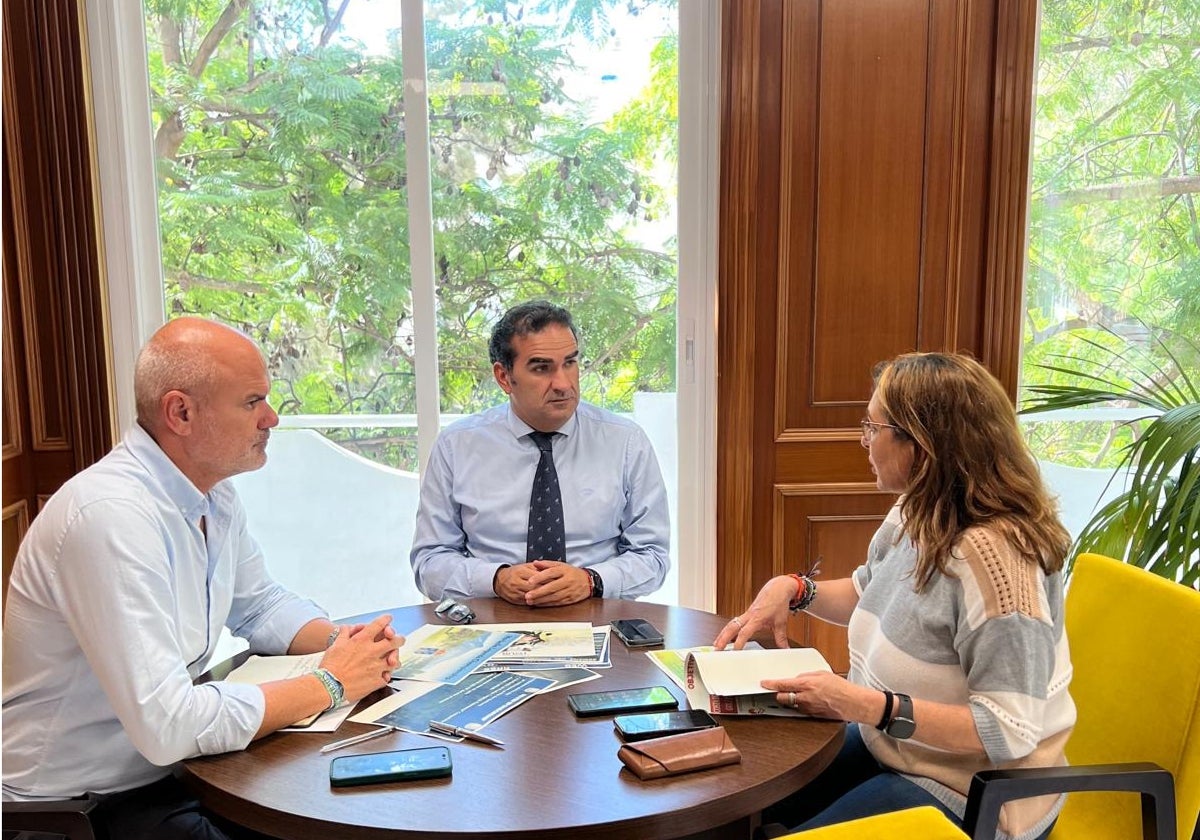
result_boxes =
[319,724,398,754]
[428,719,505,747]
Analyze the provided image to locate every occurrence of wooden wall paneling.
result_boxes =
[718,0,1038,652]
[980,0,1038,395]
[717,0,785,617]
[4,0,72,452]
[775,487,892,673]
[2,0,114,599]
[804,0,927,411]
[2,500,31,610]
[772,0,819,440]
[37,0,113,465]
[3,233,25,461]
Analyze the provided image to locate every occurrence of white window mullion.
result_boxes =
[400,0,442,475]
[675,0,720,612]
[86,0,168,432]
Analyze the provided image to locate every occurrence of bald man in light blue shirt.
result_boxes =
[3,318,400,840]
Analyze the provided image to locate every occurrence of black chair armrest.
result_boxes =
[962,762,1175,840]
[3,797,100,840]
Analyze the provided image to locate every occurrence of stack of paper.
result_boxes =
[349,621,614,742]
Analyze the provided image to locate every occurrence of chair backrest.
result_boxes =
[1055,553,1200,840]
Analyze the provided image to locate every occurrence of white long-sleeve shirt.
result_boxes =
[2,423,325,799]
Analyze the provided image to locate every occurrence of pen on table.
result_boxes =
[319,725,397,754]
[428,720,505,747]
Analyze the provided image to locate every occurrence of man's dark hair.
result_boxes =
[488,300,578,370]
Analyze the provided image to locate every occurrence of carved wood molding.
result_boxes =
[775,430,862,445]
[717,0,778,617]
[771,483,891,577]
[2,500,31,534]
[2,0,114,464]
[980,0,1039,396]
[3,9,70,453]
[2,499,30,607]
[2,288,23,460]
[775,483,886,497]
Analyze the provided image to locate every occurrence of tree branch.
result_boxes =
[171,269,264,296]
[189,0,251,78]
[320,0,353,47]
[154,0,252,162]
[1049,33,1200,54]
[1042,175,1200,209]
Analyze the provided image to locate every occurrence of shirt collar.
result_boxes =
[503,403,579,441]
[125,423,211,522]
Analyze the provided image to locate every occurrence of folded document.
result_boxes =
[683,647,832,716]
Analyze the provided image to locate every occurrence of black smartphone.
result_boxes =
[567,685,679,717]
[329,747,453,788]
[613,709,719,741]
[611,618,665,648]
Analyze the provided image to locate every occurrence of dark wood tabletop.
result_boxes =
[182,599,844,840]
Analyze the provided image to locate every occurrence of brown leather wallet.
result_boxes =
[617,726,741,780]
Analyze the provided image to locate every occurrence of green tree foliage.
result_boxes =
[1021,0,1200,468]
[145,0,678,468]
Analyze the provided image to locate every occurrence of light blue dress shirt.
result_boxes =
[2,424,325,800]
[410,402,670,601]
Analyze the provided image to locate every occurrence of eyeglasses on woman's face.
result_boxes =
[860,418,902,444]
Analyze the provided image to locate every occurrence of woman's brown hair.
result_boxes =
[873,352,1071,588]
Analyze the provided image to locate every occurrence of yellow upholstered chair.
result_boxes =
[963,553,1200,840]
[775,806,968,839]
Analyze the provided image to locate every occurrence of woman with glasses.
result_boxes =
[714,352,1074,840]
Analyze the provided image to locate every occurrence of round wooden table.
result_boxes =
[183,599,844,840]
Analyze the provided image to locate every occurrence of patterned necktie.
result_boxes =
[526,431,565,562]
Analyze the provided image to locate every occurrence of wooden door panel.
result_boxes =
[778,0,968,438]
[2,0,113,603]
[776,487,892,672]
[809,0,927,407]
[2,500,30,610]
[719,0,1035,624]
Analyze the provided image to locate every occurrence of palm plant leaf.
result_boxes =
[1023,328,1200,588]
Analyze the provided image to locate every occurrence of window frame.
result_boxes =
[84,0,720,611]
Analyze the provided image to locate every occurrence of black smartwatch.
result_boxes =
[585,568,604,599]
[884,692,916,740]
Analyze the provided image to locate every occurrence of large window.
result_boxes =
[1020,2,1199,537]
[145,0,680,468]
[89,0,718,621]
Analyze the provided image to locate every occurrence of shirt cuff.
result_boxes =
[469,561,512,599]
[589,562,625,598]
[196,680,266,755]
[244,598,328,654]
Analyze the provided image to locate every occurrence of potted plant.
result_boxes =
[1021,329,1199,588]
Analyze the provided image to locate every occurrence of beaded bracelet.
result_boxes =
[787,574,818,612]
[312,667,345,711]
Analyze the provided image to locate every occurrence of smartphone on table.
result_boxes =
[567,685,679,717]
[329,746,452,788]
[610,618,665,648]
[613,709,719,741]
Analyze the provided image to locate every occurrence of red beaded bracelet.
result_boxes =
[787,573,818,612]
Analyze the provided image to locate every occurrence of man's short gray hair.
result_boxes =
[133,336,218,427]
